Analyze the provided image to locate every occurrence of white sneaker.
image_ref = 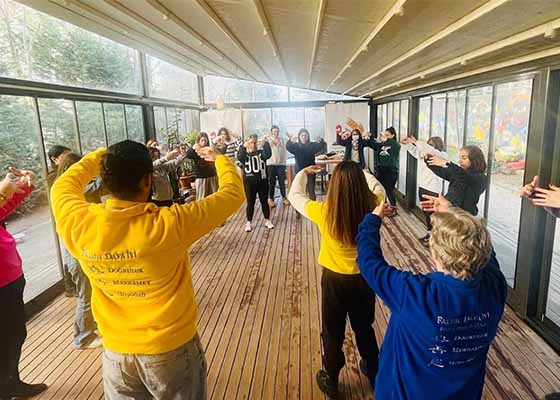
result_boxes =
[75,335,103,350]
[244,222,252,232]
[268,199,276,208]
[264,220,274,229]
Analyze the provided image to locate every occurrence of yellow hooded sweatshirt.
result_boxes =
[51,148,244,354]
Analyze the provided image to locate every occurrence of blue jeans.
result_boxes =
[103,335,207,400]
[63,246,97,347]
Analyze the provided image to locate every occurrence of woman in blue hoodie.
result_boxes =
[356,195,507,400]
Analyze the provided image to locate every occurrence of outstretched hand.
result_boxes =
[0,173,23,200]
[425,155,447,167]
[196,147,218,163]
[520,175,539,198]
[419,193,451,212]
[531,184,560,209]
[372,200,392,218]
[9,167,35,187]
[303,166,322,175]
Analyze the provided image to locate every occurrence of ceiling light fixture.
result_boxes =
[263,29,268,36]
[361,46,368,52]
[460,59,468,66]
[420,75,426,79]
[162,13,169,20]
[395,6,404,17]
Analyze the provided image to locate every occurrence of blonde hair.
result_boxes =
[429,208,492,280]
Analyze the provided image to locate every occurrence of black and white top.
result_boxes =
[237,141,272,181]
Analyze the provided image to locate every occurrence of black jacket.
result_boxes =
[286,140,325,171]
[186,147,217,179]
[237,141,272,181]
[336,135,376,169]
[428,162,487,216]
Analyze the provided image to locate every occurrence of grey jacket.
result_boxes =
[152,156,185,201]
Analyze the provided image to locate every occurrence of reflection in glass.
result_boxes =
[387,103,393,129]
[244,108,272,138]
[125,105,144,144]
[77,102,106,153]
[104,103,126,146]
[400,100,409,137]
[546,221,560,325]
[38,98,79,172]
[146,55,198,103]
[0,95,61,302]
[305,107,325,139]
[377,105,384,135]
[487,80,532,287]
[393,102,400,137]
[418,97,431,141]
[272,108,305,137]
[154,106,167,142]
[431,94,446,139]
[446,91,466,162]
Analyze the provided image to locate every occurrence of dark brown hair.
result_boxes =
[197,132,210,147]
[463,145,487,173]
[56,152,82,179]
[218,127,231,142]
[428,136,445,151]
[324,161,378,246]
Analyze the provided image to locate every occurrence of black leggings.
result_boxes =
[0,276,27,385]
[244,179,270,221]
[418,187,439,231]
[267,165,286,199]
[321,268,379,381]
[375,167,398,206]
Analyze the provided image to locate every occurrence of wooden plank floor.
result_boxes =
[20,201,560,399]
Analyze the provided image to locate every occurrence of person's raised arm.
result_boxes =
[357,206,411,311]
[174,149,245,246]
[364,170,386,203]
[261,141,272,160]
[237,144,248,163]
[426,156,454,182]
[51,148,105,245]
[286,140,298,155]
[0,175,34,220]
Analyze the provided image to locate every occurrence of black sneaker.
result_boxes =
[316,370,338,399]
[2,381,47,398]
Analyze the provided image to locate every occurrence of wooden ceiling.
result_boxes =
[17,0,560,99]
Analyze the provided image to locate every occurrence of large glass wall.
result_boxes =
[153,106,200,143]
[412,80,533,288]
[546,222,560,326]
[77,102,106,152]
[0,0,142,94]
[487,80,532,287]
[242,106,326,139]
[0,95,61,302]
[146,55,199,104]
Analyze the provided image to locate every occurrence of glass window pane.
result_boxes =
[204,75,289,104]
[487,79,532,288]
[418,97,431,141]
[546,222,560,325]
[38,98,79,172]
[184,109,200,139]
[272,108,305,137]
[446,91,466,162]
[104,103,126,146]
[244,108,271,138]
[400,100,409,137]
[289,87,359,101]
[0,0,141,94]
[154,106,167,142]
[387,103,393,128]
[377,105,384,134]
[125,105,144,144]
[146,55,198,103]
[305,107,325,139]
[393,102,400,138]
[0,95,62,302]
[77,102,106,152]
[431,94,446,139]
[175,109,187,137]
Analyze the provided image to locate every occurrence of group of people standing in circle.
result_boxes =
[1,117,560,400]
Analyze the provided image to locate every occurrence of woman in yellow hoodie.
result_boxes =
[50,140,244,400]
[288,161,385,399]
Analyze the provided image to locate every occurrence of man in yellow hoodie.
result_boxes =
[50,140,244,400]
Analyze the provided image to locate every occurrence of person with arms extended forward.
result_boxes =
[264,125,289,208]
[289,161,385,399]
[371,127,400,217]
[356,194,507,400]
[50,140,244,400]
[0,169,48,399]
[238,134,274,232]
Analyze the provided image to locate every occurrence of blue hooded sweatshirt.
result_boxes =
[356,214,507,400]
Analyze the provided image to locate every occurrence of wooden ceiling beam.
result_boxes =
[145,0,255,81]
[194,0,272,83]
[102,0,237,79]
[324,0,407,92]
[363,17,560,97]
[306,0,326,89]
[343,0,510,95]
[251,0,289,84]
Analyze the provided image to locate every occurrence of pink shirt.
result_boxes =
[0,184,34,288]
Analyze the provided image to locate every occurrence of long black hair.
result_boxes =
[47,145,71,168]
